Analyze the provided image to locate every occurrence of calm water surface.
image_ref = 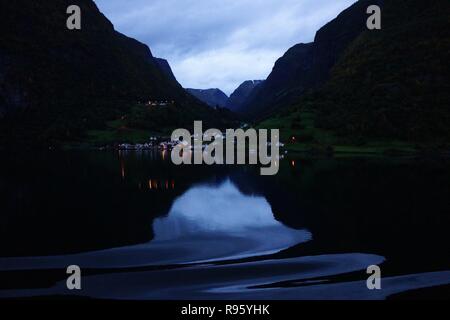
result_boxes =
[0,150,449,299]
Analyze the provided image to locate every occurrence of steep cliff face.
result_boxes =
[155,58,179,84]
[243,43,314,117]
[186,88,229,108]
[315,0,450,143]
[0,0,206,142]
[243,0,383,119]
[310,0,384,86]
[226,80,264,112]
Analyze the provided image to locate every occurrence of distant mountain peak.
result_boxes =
[226,80,265,113]
[186,88,229,108]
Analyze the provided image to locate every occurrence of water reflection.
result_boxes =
[155,180,296,239]
[152,180,311,261]
[0,179,310,269]
[147,179,175,190]
[1,151,450,300]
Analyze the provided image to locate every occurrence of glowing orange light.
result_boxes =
[120,160,125,179]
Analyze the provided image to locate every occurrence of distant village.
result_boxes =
[138,100,176,107]
[117,138,179,151]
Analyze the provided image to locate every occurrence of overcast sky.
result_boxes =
[94,0,355,95]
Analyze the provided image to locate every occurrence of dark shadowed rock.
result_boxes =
[155,58,179,84]
[310,0,384,85]
[243,43,314,117]
[226,80,264,113]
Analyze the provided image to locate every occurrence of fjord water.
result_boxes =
[0,151,449,299]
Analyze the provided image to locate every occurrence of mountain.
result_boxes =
[186,88,229,108]
[0,0,227,145]
[226,80,264,112]
[243,44,314,117]
[315,0,450,143]
[243,0,383,119]
[188,81,264,112]
[259,0,450,146]
[155,58,178,84]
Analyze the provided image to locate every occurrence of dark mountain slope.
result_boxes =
[155,58,179,84]
[243,0,383,119]
[315,0,450,143]
[226,80,264,112]
[186,88,229,108]
[0,0,220,145]
[243,43,314,117]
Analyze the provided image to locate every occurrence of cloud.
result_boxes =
[94,0,356,94]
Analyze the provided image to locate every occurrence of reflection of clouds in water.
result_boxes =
[4,180,449,299]
[153,180,294,240]
[0,180,310,271]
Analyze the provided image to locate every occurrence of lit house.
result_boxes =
[145,100,175,107]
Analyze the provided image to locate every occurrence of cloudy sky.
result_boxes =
[95,0,355,95]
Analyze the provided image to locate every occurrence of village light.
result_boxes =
[171,121,280,176]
